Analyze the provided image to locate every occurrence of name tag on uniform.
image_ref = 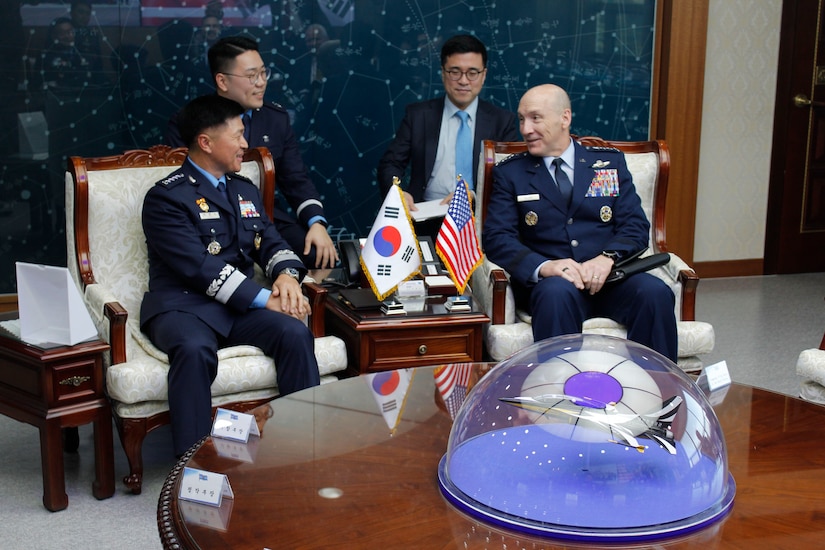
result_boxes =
[517,193,541,202]
[200,212,220,220]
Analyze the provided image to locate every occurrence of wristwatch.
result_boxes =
[279,267,302,282]
[601,250,620,262]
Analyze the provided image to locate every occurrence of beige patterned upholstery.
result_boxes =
[471,138,714,373]
[66,146,347,494]
[796,330,825,404]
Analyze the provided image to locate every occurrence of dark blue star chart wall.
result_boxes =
[0,1,655,293]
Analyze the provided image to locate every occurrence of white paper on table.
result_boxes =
[411,199,448,222]
[15,262,98,346]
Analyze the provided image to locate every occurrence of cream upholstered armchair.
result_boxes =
[797,324,825,403]
[65,145,347,494]
[470,138,715,373]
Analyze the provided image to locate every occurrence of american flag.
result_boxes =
[436,177,482,293]
[434,364,474,419]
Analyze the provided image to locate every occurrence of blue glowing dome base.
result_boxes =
[437,334,735,542]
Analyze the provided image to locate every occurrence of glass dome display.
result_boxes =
[437,334,735,542]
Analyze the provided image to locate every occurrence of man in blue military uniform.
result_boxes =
[483,84,677,361]
[166,36,337,269]
[143,95,320,456]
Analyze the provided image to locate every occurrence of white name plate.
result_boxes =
[179,467,234,507]
[396,279,425,296]
[212,407,260,443]
[698,360,732,392]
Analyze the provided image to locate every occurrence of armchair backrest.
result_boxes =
[474,137,670,254]
[65,146,276,332]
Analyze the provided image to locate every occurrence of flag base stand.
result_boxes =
[381,299,407,315]
[444,296,471,312]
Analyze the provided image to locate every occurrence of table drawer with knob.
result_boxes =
[365,326,481,372]
[50,360,102,405]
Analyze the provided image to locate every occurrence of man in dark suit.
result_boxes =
[143,95,320,456]
[166,36,337,269]
[483,84,678,362]
[377,34,520,213]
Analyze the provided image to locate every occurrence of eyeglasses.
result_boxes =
[222,67,272,85]
[443,68,485,81]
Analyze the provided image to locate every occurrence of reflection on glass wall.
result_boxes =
[0,0,655,293]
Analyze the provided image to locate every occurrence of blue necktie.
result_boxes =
[552,158,573,208]
[455,110,473,188]
[217,180,228,201]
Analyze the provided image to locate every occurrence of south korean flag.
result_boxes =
[360,181,421,300]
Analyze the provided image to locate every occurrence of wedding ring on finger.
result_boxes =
[562,267,569,273]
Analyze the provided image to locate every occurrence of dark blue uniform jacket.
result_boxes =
[483,140,650,287]
[140,160,305,337]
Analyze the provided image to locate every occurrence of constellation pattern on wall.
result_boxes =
[0,0,654,293]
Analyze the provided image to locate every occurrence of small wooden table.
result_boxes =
[158,366,825,549]
[0,314,114,511]
[324,291,489,376]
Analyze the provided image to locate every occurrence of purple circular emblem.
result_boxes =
[563,371,623,408]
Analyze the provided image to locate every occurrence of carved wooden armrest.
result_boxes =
[103,301,128,364]
[490,268,510,325]
[303,281,328,336]
[677,268,699,321]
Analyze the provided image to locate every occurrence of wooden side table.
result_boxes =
[0,315,114,511]
[325,292,489,376]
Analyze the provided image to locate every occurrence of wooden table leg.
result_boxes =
[40,420,68,512]
[92,406,115,500]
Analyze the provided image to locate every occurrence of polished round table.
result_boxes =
[158,365,825,549]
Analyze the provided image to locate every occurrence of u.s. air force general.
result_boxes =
[483,84,678,362]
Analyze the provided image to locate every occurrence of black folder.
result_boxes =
[337,288,383,311]
[605,251,670,283]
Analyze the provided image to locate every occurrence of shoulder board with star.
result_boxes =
[495,151,529,166]
[157,172,186,189]
[261,101,287,114]
[583,144,621,153]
